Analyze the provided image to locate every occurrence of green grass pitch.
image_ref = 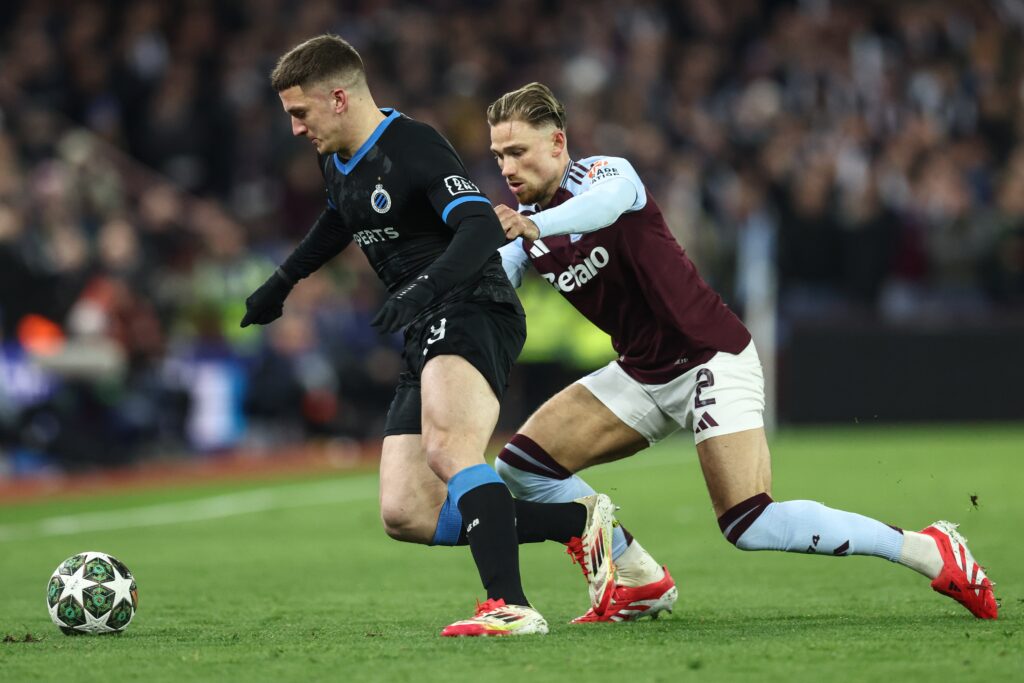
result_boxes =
[2,424,1021,682]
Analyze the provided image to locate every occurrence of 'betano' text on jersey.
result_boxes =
[520,155,750,384]
[319,109,514,308]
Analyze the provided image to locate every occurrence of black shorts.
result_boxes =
[383,299,526,436]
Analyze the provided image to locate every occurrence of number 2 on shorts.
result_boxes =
[694,368,716,408]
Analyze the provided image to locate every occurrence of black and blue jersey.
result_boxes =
[280,109,518,317]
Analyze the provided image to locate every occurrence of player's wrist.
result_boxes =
[274,266,297,288]
[523,217,541,241]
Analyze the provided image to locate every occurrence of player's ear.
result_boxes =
[330,88,348,114]
[551,129,566,157]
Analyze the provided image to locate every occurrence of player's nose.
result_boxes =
[291,118,307,136]
[500,159,517,177]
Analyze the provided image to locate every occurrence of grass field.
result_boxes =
[1,424,1021,682]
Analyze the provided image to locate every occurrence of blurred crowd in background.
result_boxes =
[1,0,1023,475]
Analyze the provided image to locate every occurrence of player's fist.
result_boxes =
[371,274,436,334]
[240,269,294,327]
[495,204,540,241]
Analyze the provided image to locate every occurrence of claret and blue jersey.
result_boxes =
[499,154,751,384]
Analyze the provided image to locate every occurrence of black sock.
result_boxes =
[457,483,529,606]
[454,500,587,545]
[513,500,587,543]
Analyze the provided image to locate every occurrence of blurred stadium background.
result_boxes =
[1,0,1022,483]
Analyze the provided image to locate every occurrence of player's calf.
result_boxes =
[717,492,903,560]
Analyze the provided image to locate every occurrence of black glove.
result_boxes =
[371,275,437,334]
[240,269,294,327]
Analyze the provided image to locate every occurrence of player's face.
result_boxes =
[279,85,344,154]
[490,120,566,206]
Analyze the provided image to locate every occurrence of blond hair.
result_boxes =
[487,82,566,130]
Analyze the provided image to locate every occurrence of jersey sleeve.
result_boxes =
[498,238,531,288]
[280,207,353,282]
[529,156,647,238]
[585,156,646,211]
[530,176,639,238]
[401,124,506,292]
[412,140,493,226]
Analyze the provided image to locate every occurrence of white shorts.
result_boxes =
[577,341,765,445]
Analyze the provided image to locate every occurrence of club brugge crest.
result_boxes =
[370,183,392,213]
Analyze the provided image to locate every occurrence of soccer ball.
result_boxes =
[46,551,138,635]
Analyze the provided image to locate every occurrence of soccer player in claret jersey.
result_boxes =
[241,38,620,636]
[486,82,997,622]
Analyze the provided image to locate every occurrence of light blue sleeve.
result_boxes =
[586,156,647,212]
[530,175,639,238]
[498,238,530,288]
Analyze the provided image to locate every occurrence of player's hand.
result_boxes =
[371,275,436,334]
[495,204,540,241]
[240,270,294,327]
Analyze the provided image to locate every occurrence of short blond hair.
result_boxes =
[487,82,566,131]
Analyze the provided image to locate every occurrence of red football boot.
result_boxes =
[571,567,678,623]
[440,598,548,636]
[921,521,997,619]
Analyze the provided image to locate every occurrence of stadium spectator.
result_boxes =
[0,0,1022,470]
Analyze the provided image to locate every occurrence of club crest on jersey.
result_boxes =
[444,175,479,196]
[370,184,392,213]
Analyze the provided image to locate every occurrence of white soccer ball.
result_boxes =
[46,551,138,635]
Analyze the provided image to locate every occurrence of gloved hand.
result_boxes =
[240,269,294,327]
[371,274,436,333]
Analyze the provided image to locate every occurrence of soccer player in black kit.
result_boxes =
[240,35,618,636]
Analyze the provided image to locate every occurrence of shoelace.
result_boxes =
[474,598,505,617]
[565,537,589,577]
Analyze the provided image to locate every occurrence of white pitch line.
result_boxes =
[0,443,692,544]
[0,476,378,543]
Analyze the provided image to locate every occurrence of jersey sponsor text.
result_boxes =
[540,245,610,292]
[353,226,400,246]
[444,175,480,195]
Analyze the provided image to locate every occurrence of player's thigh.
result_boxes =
[420,354,500,481]
[519,382,649,473]
[696,427,772,518]
[379,434,448,543]
[650,341,766,445]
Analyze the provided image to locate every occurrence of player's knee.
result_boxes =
[717,492,774,548]
[380,503,430,544]
[494,455,532,498]
[420,433,466,482]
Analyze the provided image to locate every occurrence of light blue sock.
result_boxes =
[495,458,629,560]
[733,499,904,560]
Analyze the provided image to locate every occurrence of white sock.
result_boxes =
[897,530,942,579]
[614,540,664,587]
[495,459,630,559]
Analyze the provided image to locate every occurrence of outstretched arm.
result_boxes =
[240,207,352,327]
[498,155,647,241]
[528,176,639,238]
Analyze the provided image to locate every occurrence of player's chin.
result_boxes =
[512,187,536,204]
